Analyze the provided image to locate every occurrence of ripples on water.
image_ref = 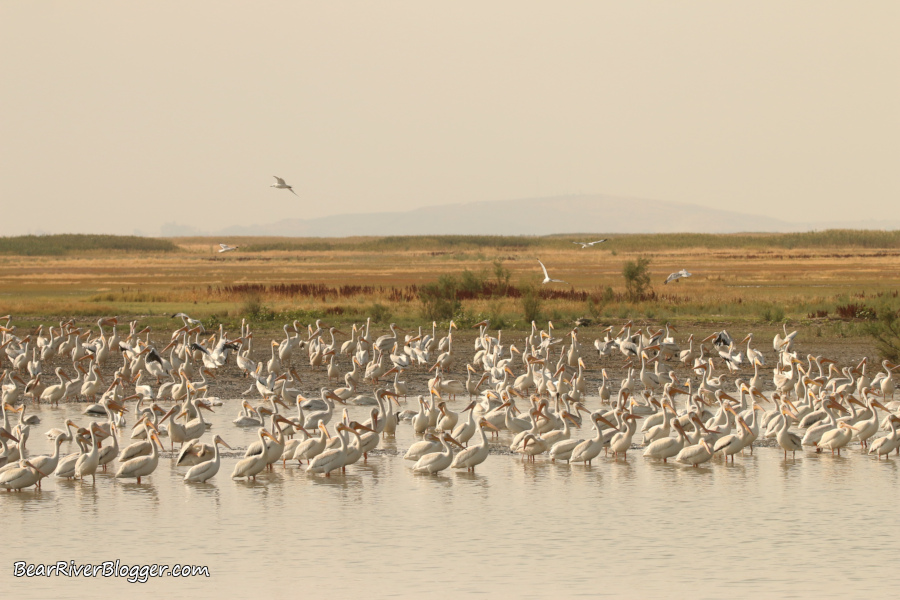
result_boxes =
[3,400,897,599]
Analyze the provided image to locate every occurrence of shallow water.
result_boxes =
[3,398,898,599]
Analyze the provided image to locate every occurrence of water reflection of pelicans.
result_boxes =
[0,313,899,491]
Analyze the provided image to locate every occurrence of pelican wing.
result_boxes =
[537,259,550,279]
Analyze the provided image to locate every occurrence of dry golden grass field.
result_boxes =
[0,233,898,348]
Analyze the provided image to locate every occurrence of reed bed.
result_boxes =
[0,234,179,256]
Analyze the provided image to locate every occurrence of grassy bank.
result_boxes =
[0,231,896,336]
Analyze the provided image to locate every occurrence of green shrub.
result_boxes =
[864,301,900,361]
[622,256,652,302]
[520,284,543,323]
[761,305,786,323]
[370,303,392,324]
[419,274,461,320]
[492,260,512,295]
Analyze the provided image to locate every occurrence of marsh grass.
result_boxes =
[0,234,178,255]
[209,230,900,256]
[0,231,898,339]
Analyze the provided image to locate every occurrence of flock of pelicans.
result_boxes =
[0,313,898,492]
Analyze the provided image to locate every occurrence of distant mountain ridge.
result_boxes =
[161,194,898,237]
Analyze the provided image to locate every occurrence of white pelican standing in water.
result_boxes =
[232,428,277,480]
[817,422,856,456]
[115,432,163,484]
[290,422,330,466]
[233,401,263,427]
[0,460,46,491]
[184,435,232,483]
[270,176,299,196]
[97,424,119,472]
[451,419,498,471]
[26,433,65,488]
[404,433,443,461]
[75,423,103,484]
[869,415,900,459]
[776,407,803,459]
[570,413,618,465]
[412,432,464,474]
[675,438,714,467]
[537,260,568,285]
[643,420,688,463]
[306,423,351,477]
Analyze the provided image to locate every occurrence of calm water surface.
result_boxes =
[3,399,898,599]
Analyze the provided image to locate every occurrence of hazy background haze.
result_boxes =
[1,1,897,236]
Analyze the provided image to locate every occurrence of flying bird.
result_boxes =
[537,260,568,285]
[218,244,238,253]
[572,239,608,248]
[664,269,692,285]
[172,313,204,330]
[270,176,299,197]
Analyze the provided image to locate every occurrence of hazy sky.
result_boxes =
[1,2,897,236]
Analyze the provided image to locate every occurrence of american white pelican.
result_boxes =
[97,424,119,472]
[740,333,765,366]
[712,410,753,463]
[773,324,798,352]
[609,413,642,459]
[541,411,578,447]
[54,433,87,479]
[270,176,299,196]
[291,422,330,465]
[410,395,430,434]
[663,269,692,284]
[520,432,551,461]
[548,433,583,463]
[642,401,674,445]
[818,422,856,456]
[404,433,443,461]
[451,402,479,444]
[0,460,46,491]
[537,259,568,285]
[175,436,217,467]
[451,419,498,471]
[163,398,210,450]
[39,367,70,406]
[412,433,464,474]
[340,422,375,469]
[306,423,351,476]
[674,439,714,467]
[244,415,293,471]
[184,436,231,483]
[436,401,460,432]
[75,423,103,483]
[27,433,65,488]
[776,408,804,459]
[233,401,263,427]
[570,413,618,465]
[232,428,277,480]
[869,415,900,459]
[850,396,887,448]
[115,432,163,484]
[120,418,159,462]
[218,244,238,253]
[643,420,688,463]
[572,239,607,248]
[303,388,343,429]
